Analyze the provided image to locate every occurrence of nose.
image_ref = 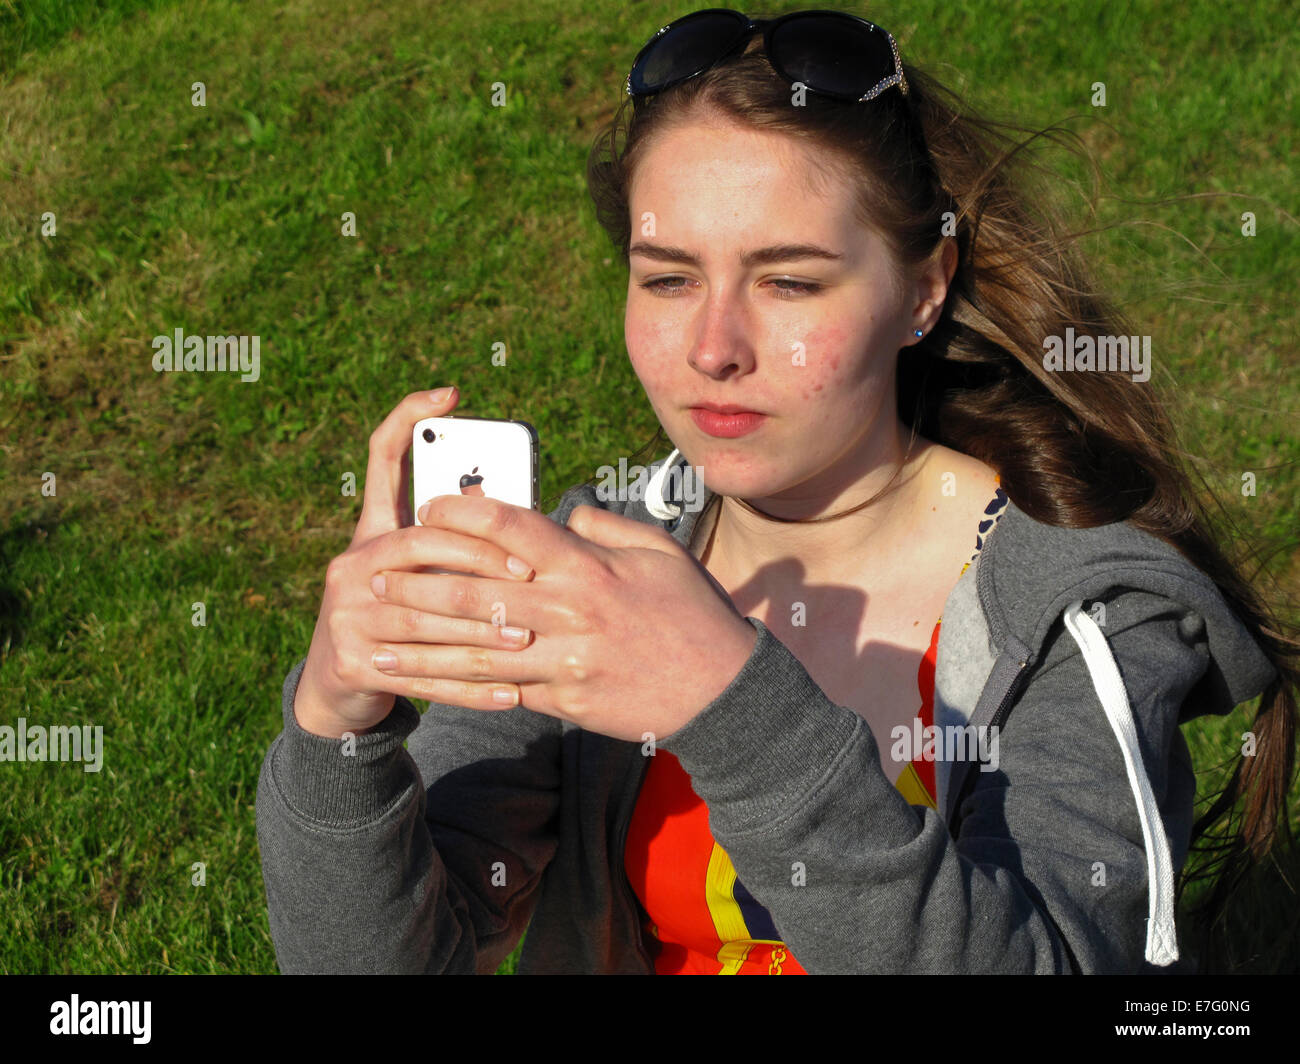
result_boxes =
[687,288,757,380]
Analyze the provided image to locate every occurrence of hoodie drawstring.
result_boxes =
[1062,600,1179,966]
[645,448,684,521]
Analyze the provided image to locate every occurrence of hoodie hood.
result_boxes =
[975,495,1277,720]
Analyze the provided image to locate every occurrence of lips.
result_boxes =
[689,403,767,438]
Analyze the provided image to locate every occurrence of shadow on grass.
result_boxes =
[0,516,63,658]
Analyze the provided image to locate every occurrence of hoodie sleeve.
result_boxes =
[255,658,562,974]
[254,487,598,974]
[656,589,1221,974]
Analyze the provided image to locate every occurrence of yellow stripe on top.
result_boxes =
[894,760,938,810]
[705,843,760,973]
[714,939,756,975]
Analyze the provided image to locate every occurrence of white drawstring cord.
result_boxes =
[645,448,683,520]
[1061,600,1179,966]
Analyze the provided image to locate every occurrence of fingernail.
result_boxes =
[430,386,456,404]
[500,626,530,643]
[371,573,386,597]
[418,502,432,524]
[372,649,397,671]
[493,687,518,706]
[506,555,533,578]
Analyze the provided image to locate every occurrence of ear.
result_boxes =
[909,236,957,342]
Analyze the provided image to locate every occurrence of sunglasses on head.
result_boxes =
[625,7,908,103]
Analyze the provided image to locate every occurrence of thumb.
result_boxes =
[565,504,679,554]
[351,387,459,547]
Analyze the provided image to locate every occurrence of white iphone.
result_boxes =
[411,415,538,526]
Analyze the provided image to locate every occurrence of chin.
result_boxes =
[685,452,787,501]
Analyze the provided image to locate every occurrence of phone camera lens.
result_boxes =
[422,428,435,443]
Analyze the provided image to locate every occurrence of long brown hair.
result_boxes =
[584,19,1298,971]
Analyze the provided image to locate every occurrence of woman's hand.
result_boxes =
[293,387,540,738]
[368,494,760,743]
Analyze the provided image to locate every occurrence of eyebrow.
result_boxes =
[627,241,845,269]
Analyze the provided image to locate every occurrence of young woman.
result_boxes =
[256,9,1296,974]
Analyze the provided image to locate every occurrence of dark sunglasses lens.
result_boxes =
[631,10,749,93]
[770,15,895,99]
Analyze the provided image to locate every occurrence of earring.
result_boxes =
[914,329,923,338]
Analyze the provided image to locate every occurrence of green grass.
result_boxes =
[0,0,1296,974]
[0,0,175,74]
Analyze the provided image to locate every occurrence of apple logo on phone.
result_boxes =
[459,466,485,496]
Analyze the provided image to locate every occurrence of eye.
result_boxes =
[769,279,822,297]
[637,277,823,298]
[638,277,691,296]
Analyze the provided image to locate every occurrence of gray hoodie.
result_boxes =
[254,452,1276,974]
